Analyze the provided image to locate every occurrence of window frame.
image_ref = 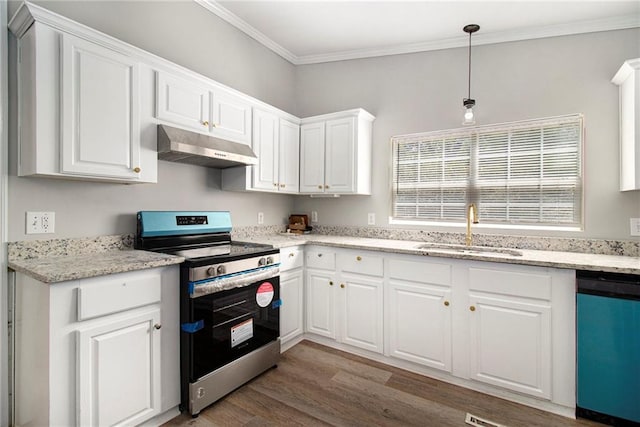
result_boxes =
[390,114,585,231]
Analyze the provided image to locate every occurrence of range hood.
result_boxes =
[157,124,258,169]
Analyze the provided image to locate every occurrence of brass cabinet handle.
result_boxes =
[154,324,162,330]
[470,306,476,312]
[280,184,286,188]
[317,185,323,189]
[288,253,295,258]
[340,284,345,289]
[212,123,218,128]
[444,301,450,307]
[325,185,329,189]
[317,253,323,257]
[202,120,209,127]
[273,183,278,187]
[356,256,362,261]
[329,281,334,286]
[133,167,141,173]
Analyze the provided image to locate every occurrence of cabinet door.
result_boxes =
[60,33,141,179]
[156,71,211,132]
[251,109,279,191]
[279,119,300,193]
[299,122,325,193]
[388,281,452,372]
[305,269,336,339]
[325,117,356,193]
[340,275,384,353]
[211,89,252,145]
[77,309,161,427]
[468,295,551,399]
[280,269,304,344]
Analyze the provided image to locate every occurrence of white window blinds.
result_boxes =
[392,115,583,227]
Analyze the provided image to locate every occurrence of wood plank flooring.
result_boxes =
[163,340,601,427]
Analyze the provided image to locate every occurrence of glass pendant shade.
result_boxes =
[463,106,475,125]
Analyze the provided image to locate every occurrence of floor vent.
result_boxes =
[465,413,506,427]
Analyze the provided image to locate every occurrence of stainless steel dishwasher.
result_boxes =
[576,270,640,426]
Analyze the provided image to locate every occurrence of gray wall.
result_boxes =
[293,29,640,240]
[7,1,297,241]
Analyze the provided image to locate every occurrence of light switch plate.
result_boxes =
[311,211,318,223]
[368,213,376,225]
[257,212,264,225]
[630,218,640,236]
[26,212,55,234]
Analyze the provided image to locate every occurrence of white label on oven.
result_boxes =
[256,282,274,307]
[231,318,253,347]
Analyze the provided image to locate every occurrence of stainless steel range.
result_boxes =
[135,211,280,417]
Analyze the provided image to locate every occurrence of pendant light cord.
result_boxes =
[467,31,472,100]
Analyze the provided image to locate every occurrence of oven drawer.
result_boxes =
[306,249,335,270]
[77,270,162,320]
[280,246,303,271]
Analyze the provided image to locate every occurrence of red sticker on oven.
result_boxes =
[256,282,274,307]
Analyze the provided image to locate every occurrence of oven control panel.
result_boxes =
[177,215,208,226]
[190,254,281,282]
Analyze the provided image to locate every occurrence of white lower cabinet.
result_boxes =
[305,247,384,354]
[387,257,453,372]
[77,309,161,426]
[300,248,575,411]
[14,266,179,427]
[279,247,304,348]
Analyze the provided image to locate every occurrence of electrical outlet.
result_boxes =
[368,213,376,225]
[630,218,640,236]
[311,211,318,223]
[257,212,264,225]
[26,211,55,234]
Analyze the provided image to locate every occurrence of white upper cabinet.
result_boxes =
[299,109,375,195]
[155,70,252,146]
[60,33,142,180]
[156,72,211,132]
[221,108,300,194]
[612,58,640,191]
[9,4,157,183]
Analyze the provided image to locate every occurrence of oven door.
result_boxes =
[186,276,280,381]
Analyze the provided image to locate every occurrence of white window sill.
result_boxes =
[388,218,583,233]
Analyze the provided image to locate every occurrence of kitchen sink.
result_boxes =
[415,242,523,257]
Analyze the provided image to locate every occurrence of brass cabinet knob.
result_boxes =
[356,256,362,261]
[317,185,323,189]
[154,324,162,330]
[444,301,450,307]
[329,281,334,286]
[340,284,345,289]
[202,120,209,127]
[133,167,141,173]
[280,184,286,188]
[470,306,476,312]
[325,185,329,189]
[212,123,218,128]
[288,253,295,258]
[273,183,278,187]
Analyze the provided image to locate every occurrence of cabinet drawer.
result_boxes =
[306,249,336,270]
[77,271,162,320]
[469,267,552,300]
[388,258,452,286]
[280,246,303,271]
[340,253,383,277]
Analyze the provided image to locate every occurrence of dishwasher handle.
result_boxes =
[577,270,640,300]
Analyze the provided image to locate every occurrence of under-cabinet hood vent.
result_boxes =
[157,124,258,169]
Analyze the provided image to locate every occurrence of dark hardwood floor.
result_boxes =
[164,340,601,427]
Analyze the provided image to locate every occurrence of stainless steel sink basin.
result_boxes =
[415,242,523,257]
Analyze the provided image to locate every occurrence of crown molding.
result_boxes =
[196,1,640,66]
[194,0,298,64]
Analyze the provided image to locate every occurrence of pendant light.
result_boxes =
[462,24,480,126]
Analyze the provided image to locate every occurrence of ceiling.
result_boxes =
[195,0,640,65]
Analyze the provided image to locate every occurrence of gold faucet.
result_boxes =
[466,203,479,246]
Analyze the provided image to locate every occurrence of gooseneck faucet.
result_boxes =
[466,203,479,246]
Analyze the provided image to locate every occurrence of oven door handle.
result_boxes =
[189,266,280,298]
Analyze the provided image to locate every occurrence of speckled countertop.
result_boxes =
[8,234,185,283]
[236,234,640,275]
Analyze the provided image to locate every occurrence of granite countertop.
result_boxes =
[237,234,640,275]
[9,250,184,284]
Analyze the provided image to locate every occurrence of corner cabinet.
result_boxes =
[221,108,300,194]
[612,58,640,191]
[9,11,156,183]
[299,109,375,195]
[13,266,180,426]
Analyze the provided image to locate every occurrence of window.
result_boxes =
[392,115,583,228]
